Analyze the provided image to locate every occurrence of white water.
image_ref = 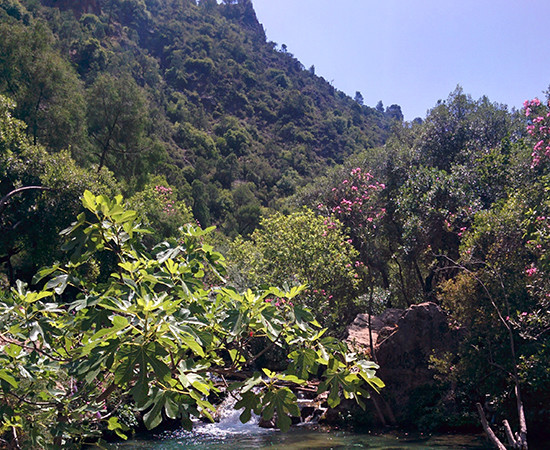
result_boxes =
[183,394,271,439]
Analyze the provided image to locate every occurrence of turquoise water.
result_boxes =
[108,423,491,449]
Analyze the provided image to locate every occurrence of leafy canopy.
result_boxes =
[0,191,383,447]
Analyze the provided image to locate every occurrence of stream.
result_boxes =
[105,396,492,449]
[109,426,491,449]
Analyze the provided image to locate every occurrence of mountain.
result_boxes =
[0,0,399,234]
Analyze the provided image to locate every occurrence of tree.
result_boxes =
[395,166,480,300]
[417,86,512,171]
[0,21,87,156]
[0,191,383,447]
[354,91,364,106]
[439,198,532,450]
[86,73,148,178]
[228,208,361,330]
[385,104,403,122]
[0,94,116,284]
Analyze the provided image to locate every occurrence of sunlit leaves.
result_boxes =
[0,191,383,446]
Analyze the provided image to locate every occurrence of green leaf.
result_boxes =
[180,335,205,357]
[0,369,18,388]
[164,395,179,420]
[229,349,245,365]
[29,322,43,342]
[114,347,142,385]
[107,417,128,440]
[278,373,307,385]
[276,413,292,432]
[292,305,315,330]
[262,387,299,432]
[82,190,97,211]
[260,307,282,341]
[131,377,149,405]
[239,407,251,424]
[288,348,318,379]
[32,265,60,285]
[147,353,171,382]
[4,344,21,358]
[235,390,261,423]
[90,316,129,341]
[143,392,166,429]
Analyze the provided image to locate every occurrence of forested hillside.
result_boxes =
[1,0,549,448]
[0,0,396,235]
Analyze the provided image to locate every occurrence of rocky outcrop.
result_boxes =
[348,302,462,426]
[347,308,403,351]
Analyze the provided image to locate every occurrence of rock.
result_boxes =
[346,308,403,351]
[258,416,276,428]
[348,302,462,426]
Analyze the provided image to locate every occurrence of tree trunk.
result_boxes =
[476,402,507,450]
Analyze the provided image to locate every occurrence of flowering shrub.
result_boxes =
[524,97,550,167]
[127,176,193,245]
[316,168,387,291]
[319,168,386,240]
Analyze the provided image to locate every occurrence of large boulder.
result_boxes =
[347,308,403,351]
[348,302,462,426]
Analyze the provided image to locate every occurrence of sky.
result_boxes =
[250,0,550,120]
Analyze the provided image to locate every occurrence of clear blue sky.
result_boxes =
[250,0,550,120]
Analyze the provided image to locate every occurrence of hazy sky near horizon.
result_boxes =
[250,0,550,120]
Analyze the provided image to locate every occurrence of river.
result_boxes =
[108,426,491,449]
[105,396,492,449]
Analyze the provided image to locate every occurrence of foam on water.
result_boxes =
[155,394,274,448]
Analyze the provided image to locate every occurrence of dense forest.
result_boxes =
[0,0,549,448]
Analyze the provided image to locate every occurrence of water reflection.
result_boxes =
[110,426,491,449]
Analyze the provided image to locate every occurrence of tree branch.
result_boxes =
[476,402,507,450]
[0,186,52,216]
